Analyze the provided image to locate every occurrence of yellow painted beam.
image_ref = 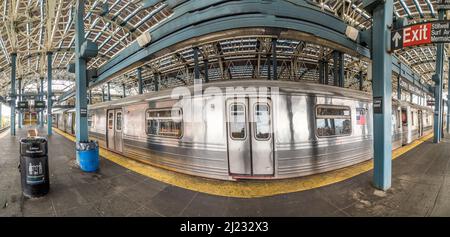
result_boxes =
[54,127,433,198]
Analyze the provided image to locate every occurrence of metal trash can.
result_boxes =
[19,137,50,198]
[76,140,99,172]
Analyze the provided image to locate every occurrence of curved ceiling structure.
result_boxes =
[0,0,447,102]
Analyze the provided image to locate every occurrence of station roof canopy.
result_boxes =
[0,0,448,100]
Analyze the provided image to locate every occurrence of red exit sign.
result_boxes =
[392,21,450,51]
[402,23,432,47]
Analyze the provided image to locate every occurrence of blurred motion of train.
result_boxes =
[52,80,436,180]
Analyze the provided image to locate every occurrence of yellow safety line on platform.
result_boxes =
[54,127,433,198]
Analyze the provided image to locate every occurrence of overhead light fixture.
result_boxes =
[345,25,359,41]
[137,31,152,48]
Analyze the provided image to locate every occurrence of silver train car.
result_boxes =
[53,80,434,180]
[391,100,434,150]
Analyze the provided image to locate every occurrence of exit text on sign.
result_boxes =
[391,21,450,51]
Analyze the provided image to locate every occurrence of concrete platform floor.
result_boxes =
[1,126,450,217]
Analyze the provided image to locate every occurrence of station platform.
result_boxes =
[1,126,450,217]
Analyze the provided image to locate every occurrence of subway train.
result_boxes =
[52,80,435,180]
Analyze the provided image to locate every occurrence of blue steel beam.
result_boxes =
[424,0,436,18]
[371,0,393,190]
[434,9,445,143]
[399,0,413,19]
[412,0,424,18]
[75,0,89,143]
[92,0,371,87]
[47,52,53,135]
[57,0,433,102]
[10,53,16,136]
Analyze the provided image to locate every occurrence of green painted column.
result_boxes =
[371,0,393,190]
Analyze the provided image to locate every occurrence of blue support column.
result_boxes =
[107,82,111,101]
[137,67,143,94]
[397,63,402,100]
[74,0,88,143]
[359,70,363,91]
[0,102,2,128]
[319,60,324,84]
[10,53,16,136]
[18,78,22,129]
[204,59,209,83]
[193,47,200,81]
[154,74,160,92]
[339,52,344,87]
[434,9,445,143]
[371,0,393,190]
[272,38,277,80]
[40,77,44,128]
[333,51,339,86]
[102,87,105,102]
[447,58,450,133]
[47,52,53,135]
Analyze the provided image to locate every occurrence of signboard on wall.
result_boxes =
[373,97,383,114]
[436,0,450,10]
[34,101,45,109]
[391,21,450,51]
[17,101,29,109]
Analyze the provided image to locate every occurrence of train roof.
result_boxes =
[88,80,373,110]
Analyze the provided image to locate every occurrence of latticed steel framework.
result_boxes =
[0,0,446,104]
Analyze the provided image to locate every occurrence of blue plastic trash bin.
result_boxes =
[76,141,99,172]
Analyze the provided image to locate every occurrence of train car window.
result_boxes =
[108,112,114,129]
[146,108,182,138]
[116,112,122,131]
[87,114,94,128]
[315,105,351,137]
[229,104,246,139]
[356,108,366,125]
[254,103,271,140]
[402,110,407,126]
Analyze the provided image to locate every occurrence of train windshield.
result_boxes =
[315,105,351,137]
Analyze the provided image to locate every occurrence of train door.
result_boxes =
[106,109,123,153]
[418,110,423,137]
[72,113,76,135]
[107,110,115,151]
[226,97,274,177]
[401,107,409,145]
[114,109,123,153]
